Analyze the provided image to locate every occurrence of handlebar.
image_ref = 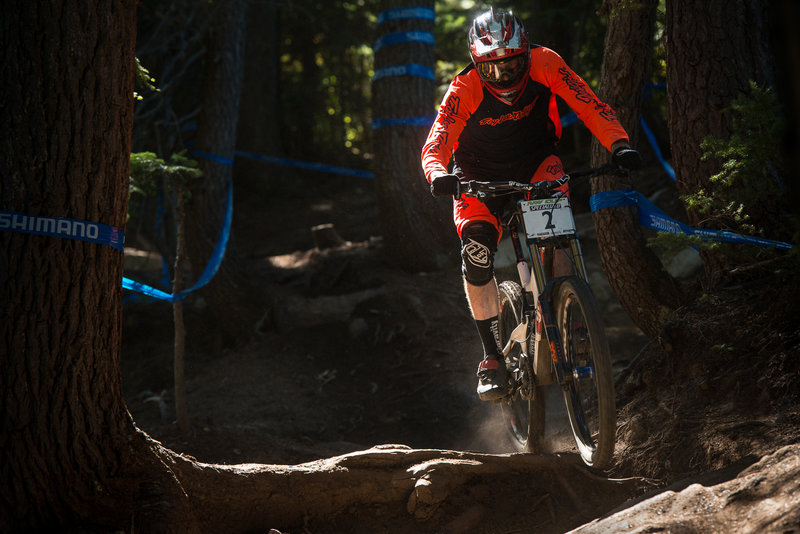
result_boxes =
[457,163,625,200]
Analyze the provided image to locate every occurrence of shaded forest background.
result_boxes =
[132,0,627,175]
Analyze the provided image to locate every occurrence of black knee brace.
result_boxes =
[461,222,498,286]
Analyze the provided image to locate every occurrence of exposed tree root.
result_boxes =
[155,443,643,533]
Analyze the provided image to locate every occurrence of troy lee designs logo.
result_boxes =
[558,66,617,121]
[546,160,564,177]
[479,100,537,126]
[427,94,461,156]
[464,238,490,268]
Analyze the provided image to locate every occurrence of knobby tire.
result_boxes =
[497,280,545,453]
[556,277,616,469]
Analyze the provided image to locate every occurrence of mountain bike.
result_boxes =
[458,164,621,469]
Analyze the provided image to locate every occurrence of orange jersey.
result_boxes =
[421,46,629,183]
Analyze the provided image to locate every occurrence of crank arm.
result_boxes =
[501,315,530,358]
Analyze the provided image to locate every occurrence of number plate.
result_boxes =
[520,197,576,239]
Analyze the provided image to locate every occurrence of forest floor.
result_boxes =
[121,165,800,533]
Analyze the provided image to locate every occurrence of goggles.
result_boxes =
[477,54,526,87]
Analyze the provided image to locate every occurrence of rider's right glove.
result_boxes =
[612,146,643,170]
[430,172,460,198]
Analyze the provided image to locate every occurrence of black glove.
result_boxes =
[430,173,460,198]
[612,146,643,170]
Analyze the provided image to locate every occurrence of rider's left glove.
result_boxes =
[430,172,460,199]
[612,146,643,170]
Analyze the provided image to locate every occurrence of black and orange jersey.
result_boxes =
[421,45,629,183]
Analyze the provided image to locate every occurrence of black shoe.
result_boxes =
[476,356,507,402]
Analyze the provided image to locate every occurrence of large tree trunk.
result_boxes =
[665,0,776,278]
[589,0,682,340]
[236,0,282,163]
[186,0,265,347]
[373,0,458,272]
[234,0,292,196]
[0,2,186,529]
[773,1,800,210]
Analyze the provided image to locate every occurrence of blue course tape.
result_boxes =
[590,189,794,250]
[235,150,374,179]
[122,180,234,301]
[377,7,435,24]
[560,107,674,181]
[640,83,675,180]
[0,211,124,251]
[372,115,436,129]
[560,112,578,128]
[373,63,435,81]
[121,277,175,301]
[190,150,234,166]
[189,145,374,179]
[374,31,434,52]
[644,82,667,99]
[640,117,676,181]
[590,190,639,212]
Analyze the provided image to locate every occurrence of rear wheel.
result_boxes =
[556,277,616,469]
[497,281,545,453]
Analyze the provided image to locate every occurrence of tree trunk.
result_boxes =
[186,0,264,347]
[235,0,287,185]
[373,0,458,272]
[665,0,776,278]
[773,1,800,210]
[0,2,191,529]
[589,0,682,340]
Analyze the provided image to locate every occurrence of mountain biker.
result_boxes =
[421,7,642,402]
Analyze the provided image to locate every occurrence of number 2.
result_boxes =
[542,210,555,229]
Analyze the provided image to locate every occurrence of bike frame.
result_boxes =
[503,197,586,390]
[462,165,621,464]
[461,165,619,395]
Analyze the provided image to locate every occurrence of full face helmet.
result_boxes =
[468,8,530,100]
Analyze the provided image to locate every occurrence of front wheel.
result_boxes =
[556,277,616,469]
[497,281,545,453]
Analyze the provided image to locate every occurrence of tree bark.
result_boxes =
[186,0,265,347]
[665,0,776,278]
[235,0,286,183]
[0,2,185,529]
[373,0,459,272]
[589,0,682,339]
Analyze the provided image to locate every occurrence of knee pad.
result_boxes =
[461,222,498,286]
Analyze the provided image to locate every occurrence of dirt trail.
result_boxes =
[122,184,647,466]
[121,174,800,532]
